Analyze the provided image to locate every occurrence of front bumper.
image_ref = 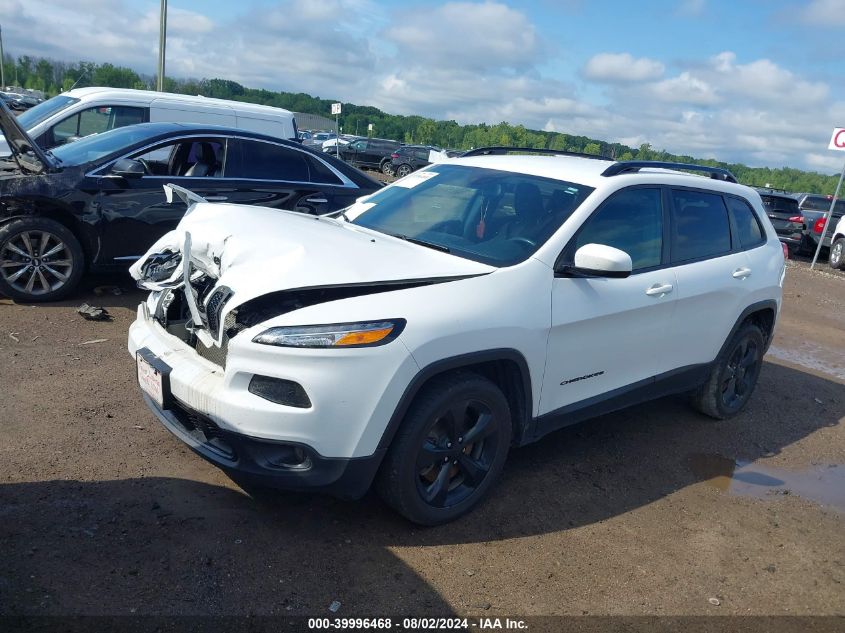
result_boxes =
[128,303,418,496]
[142,393,383,498]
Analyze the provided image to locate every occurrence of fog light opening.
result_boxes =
[248,375,312,408]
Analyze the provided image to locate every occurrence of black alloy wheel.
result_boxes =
[377,372,512,525]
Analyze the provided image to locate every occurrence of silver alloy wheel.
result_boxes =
[0,230,74,296]
[397,164,412,177]
[832,240,843,268]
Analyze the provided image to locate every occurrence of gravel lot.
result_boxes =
[0,257,843,620]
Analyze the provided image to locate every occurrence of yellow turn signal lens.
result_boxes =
[334,326,394,346]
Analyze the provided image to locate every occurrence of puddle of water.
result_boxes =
[766,343,845,381]
[688,453,845,513]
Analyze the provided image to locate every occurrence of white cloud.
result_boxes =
[385,2,542,72]
[582,53,665,83]
[797,0,845,26]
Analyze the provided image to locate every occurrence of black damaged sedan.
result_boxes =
[0,103,381,301]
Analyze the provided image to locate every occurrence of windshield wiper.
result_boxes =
[388,233,451,253]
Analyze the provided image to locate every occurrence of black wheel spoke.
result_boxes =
[740,344,758,368]
[457,453,489,487]
[416,440,451,471]
[462,412,494,445]
[424,463,451,507]
[444,401,469,438]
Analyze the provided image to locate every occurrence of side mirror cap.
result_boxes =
[110,158,145,179]
[557,243,633,278]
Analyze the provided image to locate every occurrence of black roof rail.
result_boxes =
[601,161,738,183]
[461,146,610,161]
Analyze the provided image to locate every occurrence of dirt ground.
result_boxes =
[0,255,843,623]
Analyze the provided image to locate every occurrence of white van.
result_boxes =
[0,87,298,155]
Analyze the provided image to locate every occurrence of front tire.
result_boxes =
[0,217,84,302]
[381,161,395,176]
[691,323,764,419]
[376,372,512,525]
[830,237,845,270]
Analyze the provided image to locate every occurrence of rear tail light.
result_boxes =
[813,217,827,234]
[782,243,789,260]
[788,216,804,223]
[390,153,399,159]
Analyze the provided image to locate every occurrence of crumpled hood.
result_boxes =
[132,202,494,336]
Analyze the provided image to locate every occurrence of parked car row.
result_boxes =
[0,91,43,112]
[754,187,844,269]
[0,97,382,301]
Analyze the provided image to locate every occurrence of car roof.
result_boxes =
[446,154,757,198]
[63,87,294,116]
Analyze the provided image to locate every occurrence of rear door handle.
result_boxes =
[732,267,752,279]
[645,283,674,296]
[306,198,328,204]
[205,196,228,202]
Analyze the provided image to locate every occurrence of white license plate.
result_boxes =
[137,352,166,408]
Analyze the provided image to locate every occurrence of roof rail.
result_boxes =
[601,161,737,183]
[461,146,610,161]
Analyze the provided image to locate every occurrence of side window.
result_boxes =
[670,190,732,262]
[415,149,430,161]
[130,138,224,177]
[726,197,765,249]
[303,155,343,185]
[52,106,146,145]
[572,188,663,270]
[225,139,309,181]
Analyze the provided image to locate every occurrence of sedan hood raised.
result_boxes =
[132,201,493,344]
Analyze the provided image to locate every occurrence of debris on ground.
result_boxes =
[708,597,721,606]
[80,338,109,345]
[814,397,824,404]
[8,332,20,342]
[77,304,112,322]
[93,285,124,296]
[329,600,341,612]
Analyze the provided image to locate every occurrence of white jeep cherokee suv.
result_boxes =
[128,149,785,524]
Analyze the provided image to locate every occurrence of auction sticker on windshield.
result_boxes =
[136,349,171,409]
[393,171,438,188]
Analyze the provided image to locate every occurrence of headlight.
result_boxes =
[252,319,405,348]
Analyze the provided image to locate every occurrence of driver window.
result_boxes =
[571,188,663,271]
[129,139,225,177]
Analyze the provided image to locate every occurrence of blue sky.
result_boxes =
[2,0,844,172]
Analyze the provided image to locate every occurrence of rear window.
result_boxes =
[760,195,799,214]
[800,195,845,213]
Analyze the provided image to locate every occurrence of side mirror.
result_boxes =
[557,243,632,278]
[110,158,145,179]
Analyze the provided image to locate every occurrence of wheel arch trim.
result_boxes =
[376,348,534,451]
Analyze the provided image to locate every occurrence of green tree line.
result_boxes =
[2,54,839,194]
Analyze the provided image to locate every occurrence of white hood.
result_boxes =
[131,202,494,343]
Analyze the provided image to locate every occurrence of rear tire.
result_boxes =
[376,371,512,525]
[0,217,84,302]
[691,323,764,420]
[396,164,413,178]
[829,237,845,270]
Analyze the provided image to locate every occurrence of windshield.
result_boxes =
[17,95,79,130]
[49,124,162,166]
[348,164,594,266]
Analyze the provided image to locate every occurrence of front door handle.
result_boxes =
[205,196,228,202]
[732,267,752,279]
[306,198,328,204]
[645,283,674,296]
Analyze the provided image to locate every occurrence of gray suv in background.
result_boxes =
[796,193,845,252]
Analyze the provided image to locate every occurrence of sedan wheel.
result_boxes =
[396,164,413,178]
[0,218,84,302]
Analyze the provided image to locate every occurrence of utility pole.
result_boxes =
[0,25,6,89]
[157,0,167,91]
